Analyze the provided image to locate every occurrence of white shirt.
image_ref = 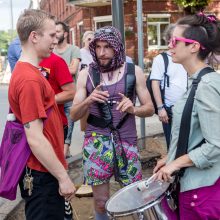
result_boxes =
[79,48,93,70]
[150,52,188,107]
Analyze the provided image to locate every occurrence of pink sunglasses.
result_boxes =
[170,37,205,50]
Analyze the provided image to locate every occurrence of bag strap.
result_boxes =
[160,52,169,102]
[175,67,214,160]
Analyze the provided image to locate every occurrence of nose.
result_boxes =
[53,36,58,44]
[99,47,105,56]
[168,40,173,49]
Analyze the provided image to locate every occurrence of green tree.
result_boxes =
[174,0,212,14]
[0,30,17,56]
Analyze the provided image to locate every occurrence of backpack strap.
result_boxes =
[116,63,136,129]
[87,64,136,129]
[125,63,136,103]
[160,52,169,101]
[175,67,214,176]
[87,67,113,128]
[91,68,100,88]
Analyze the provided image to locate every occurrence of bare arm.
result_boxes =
[117,65,154,117]
[24,119,75,199]
[69,58,80,76]
[154,154,194,182]
[55,82,75,104]
[152,80,169,123]
[70,69,109,121]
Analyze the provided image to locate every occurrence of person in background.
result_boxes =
[54,21,81,158]
[80,31,94,71]
[150,24,188,150]
[154,13,220,219]
[7,37,21,72]
[39,53,75,220]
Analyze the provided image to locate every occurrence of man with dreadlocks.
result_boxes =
[71,26,154,220]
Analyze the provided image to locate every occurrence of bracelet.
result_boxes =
[157,104,164,111]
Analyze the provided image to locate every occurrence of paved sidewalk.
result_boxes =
[0,115,163,219]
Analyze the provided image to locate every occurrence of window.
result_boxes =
[147,14,170,50]
[93,15,112,30]
[77,21,83,47]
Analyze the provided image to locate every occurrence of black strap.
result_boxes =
[125,63,136,103]
[160,52,169,102]
[92,68,100,88]
[175,67,214,160]
[88,64,135,129]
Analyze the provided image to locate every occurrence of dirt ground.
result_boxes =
[6,135,166,220]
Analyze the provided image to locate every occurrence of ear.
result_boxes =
[191,43,201,53]
[29,31,39,44]
[64,32,68,39]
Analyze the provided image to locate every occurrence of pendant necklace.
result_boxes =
[101,69,121,108]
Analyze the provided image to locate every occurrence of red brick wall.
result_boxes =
[40,0,220,63]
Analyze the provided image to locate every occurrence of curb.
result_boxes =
[0,192,22,220]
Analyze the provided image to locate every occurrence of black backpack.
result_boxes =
[146,52,169,114]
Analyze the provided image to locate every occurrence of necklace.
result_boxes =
[101,68,121,108]
[106,68,121,81]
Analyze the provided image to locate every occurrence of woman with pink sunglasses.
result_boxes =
[154,13,220,219]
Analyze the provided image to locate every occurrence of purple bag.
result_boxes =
[0,119,31,200]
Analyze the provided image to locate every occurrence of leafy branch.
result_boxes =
[174,0,212,14]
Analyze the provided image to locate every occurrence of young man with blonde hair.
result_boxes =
[8,9,75,220]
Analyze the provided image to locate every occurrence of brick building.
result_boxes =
[40,0,220,64]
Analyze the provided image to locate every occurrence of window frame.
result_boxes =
[93,15,112,30]
[147,14,171,50]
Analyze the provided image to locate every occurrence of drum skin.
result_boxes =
[106,177,170,217]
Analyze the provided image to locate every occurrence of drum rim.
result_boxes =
[106,193,165,217]
[106,177,170,217]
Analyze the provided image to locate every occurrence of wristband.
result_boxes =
[157,104,164,111]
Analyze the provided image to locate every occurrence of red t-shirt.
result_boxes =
[39,53,73,126]
[8,61,67,172]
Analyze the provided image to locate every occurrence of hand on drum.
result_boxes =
[153,159,180,183]
[153,156,167,173]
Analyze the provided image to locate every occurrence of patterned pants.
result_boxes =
[82,133,142,186]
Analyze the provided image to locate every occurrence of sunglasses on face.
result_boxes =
[170,37,205,50]
[94,28,117,38]
[87,38,92,41]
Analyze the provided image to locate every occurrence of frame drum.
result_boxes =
[106,176,170,219]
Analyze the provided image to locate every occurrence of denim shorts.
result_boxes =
[82,133,142,186]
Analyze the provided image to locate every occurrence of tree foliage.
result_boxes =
[0,30,16,56]
[174,0,212,14]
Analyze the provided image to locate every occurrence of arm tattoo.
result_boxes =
[24,123,30,129]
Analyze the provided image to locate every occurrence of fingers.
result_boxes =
[153,165,159,174]
[65,193,75,201]
[94,84,102,91]
[90,85,109,103]
[116,93,134,113]
[158,109,169,123]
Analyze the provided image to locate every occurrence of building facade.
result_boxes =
[40,0,220,65]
